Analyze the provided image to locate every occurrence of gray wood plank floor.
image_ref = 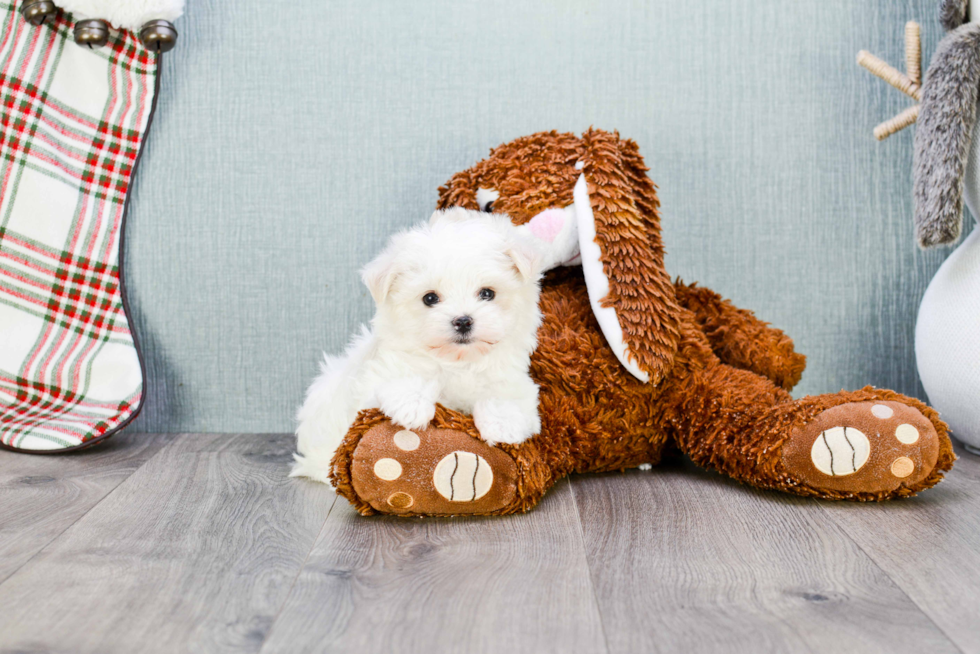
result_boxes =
[0,432,174,584]
[0,433,978,654]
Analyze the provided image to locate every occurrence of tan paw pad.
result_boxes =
[393,430,420,451]
[387,492,414,509]
[373,458,402,480]
[871,404,894,419]
[891,457,915,478]
[433,451,493,502]
[895,424,919,445]
[810,427,870,476]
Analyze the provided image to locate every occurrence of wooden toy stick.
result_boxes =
[857,50,921,101]
[874,104,920,141]
[857,23,924,139]
[905,21,921,85]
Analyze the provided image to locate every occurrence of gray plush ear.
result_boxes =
[913,23,980,247]
[940,0,969,31]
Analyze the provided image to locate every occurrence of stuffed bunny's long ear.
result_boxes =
[576,130,682,385]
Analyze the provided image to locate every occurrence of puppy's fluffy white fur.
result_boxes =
[291,208,543,484]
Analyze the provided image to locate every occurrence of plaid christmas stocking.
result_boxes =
[0,2,159,451]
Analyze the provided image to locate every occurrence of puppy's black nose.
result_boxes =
[452,316,473,334]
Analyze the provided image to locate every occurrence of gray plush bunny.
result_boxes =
[913,0,980,247]
[911,0,980,454]
[914,0,980,246]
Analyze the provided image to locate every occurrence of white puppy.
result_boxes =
[291,208,543,484]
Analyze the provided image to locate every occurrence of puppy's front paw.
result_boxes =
[386,398,437,430]
[473,399,539,446]
[377,378,439,430]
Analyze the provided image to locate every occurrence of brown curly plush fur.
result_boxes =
[331,129,955,516]
[673,281,806,391]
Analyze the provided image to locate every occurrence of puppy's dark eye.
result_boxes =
[478,288,495,301]
[482,201,494,213]
[422,292,440,307]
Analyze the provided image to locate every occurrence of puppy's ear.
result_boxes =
[504,239,540,283]
[361,246,401,304]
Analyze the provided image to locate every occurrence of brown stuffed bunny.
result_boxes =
[330,129,955,517]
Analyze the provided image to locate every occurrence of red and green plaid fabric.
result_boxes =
[0,1,157,451]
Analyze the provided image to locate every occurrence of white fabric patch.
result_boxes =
[8,433,67,451]
[433,451,492,501]
[871,404,894,419]
[46,47,111,120]
[373,458,402,481]
[84,341,143,402]
[393,429,420,451]
[895,423,920,444]
[574,174,649,383]
[7,167,82,250]
[476,188,499,211]
[810,427,871,476]
[0,310,44,374]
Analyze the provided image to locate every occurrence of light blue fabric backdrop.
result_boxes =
[125,0,961,433]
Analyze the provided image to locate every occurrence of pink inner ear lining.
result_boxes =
[528,209,566,243]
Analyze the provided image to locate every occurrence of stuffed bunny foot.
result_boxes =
[345,420,520,516]
[781,401,944,495]
[668,359,955,502]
